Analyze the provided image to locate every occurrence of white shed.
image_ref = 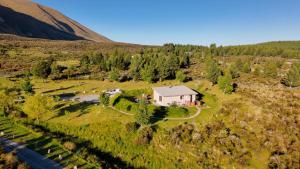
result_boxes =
[153,86,198,106]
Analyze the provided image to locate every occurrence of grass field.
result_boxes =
[0,116,96,169]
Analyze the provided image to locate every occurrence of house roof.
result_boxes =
[153,85,198,97]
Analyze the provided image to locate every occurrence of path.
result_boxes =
[110,106,201,121]
[0,137,63,169]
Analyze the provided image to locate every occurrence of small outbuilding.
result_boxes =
[153,85,198,106]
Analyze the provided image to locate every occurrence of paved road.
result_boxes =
[110,106,201,121]
[0,137,63,169]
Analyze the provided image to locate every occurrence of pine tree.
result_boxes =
[282,64,300,87]
[141,64,156,83]
[218,75,234,94]
[205,58,222,84]
[229,64,240,79]
[135,99,151,125]
[32,61,52,79]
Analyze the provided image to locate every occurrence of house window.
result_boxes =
[159,96,162,102]
[180,95,184,100]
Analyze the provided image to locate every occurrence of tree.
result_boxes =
[282,64,300,87]
[253,67,261,76]
[135,99,151,125]
[0,91,14,115]
[129,55,143,81]
[205,58,222,84]
[20,80,33,93]
[218,75,233,94]
[235,59,243,71]
[99,92,110,106]
[229,64,240,79]
[176,70,187,82]
[80,55,90,68]
[264,62,278,78]
[23,95,55,121]
[141,64,156,83]
[109,68,120,82]
[32,61,51,79]
[242,62,251,73]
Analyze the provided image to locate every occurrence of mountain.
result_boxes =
[0,0,112,42]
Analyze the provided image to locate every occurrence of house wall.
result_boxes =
[153,90,196,106]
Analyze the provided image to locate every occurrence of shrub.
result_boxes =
[63,141,77,151]
[218,75,234,94]
[99,92,110,106]
[135,99,151,125]
[205,58,222,84]
[176,70,187,82]
[109,68,120,82]
[281,64,300,87]
[135,126,153,145]
[264,62,278,78]
[125,122,140,133]
[242,62,251,73]
[20,80,33,93]
[229,64,240,78]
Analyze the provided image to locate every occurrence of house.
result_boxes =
[153,85,198,106]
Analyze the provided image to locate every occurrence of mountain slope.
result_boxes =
[0,0,112,42]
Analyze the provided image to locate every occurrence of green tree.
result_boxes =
[282,64,300,87]
[205,58,222,84]
[99,92,110,106]
[218,75,234,94]
[229,64,240,79]
[235,59,243,71]
[109,68,120,82]
[32,61,51,79]
[141,64,156,83]
[135,99,151,125]
[23,95,55,121]
[129,55,143,81]
[253,67,261,76]
[242,62,251,73]
[0,91,14,115]
[176,70,187,82]
[264,62,278,78]
[20,80,33,93]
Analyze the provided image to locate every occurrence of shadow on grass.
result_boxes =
[23,122,141,169]
[49,102,93,120]
[150,107,168,124]
[42,86,76,94]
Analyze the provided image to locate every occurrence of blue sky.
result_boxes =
[33,0,300,46]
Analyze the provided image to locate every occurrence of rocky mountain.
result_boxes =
[0,0,112,42]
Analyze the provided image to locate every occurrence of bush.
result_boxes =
[125,122,140,133]
[135,99,151,125]
[176,70,187,82]
[99,92,110,106]
[109,68,120,82]
[264,62,278,78]
[20,80,33,93]
[281,64,300,87]
[218,75,234,94]
[229,64,240,78]
[63,141,77,151]
[135,126,153,145]
[242,62,251,73]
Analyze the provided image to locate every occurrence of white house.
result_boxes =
[153,86,198,106]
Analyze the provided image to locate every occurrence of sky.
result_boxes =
[33,0,300,46]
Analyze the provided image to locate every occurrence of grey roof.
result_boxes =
[153,85,198,97]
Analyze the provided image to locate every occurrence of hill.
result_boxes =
[0,0,111,42]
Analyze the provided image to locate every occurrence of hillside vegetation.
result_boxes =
[0,39,299,169]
